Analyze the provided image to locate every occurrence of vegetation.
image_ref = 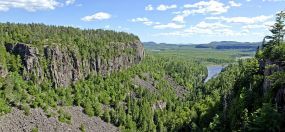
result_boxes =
[185,10,285,131]
[58,109,72,124]
[0,46,207,131]
[0,10,284,132]
[145,45,255,65]
[0,23,139,61]
[31,127,39,132]
[80,124,86,132]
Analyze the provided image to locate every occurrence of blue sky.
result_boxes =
[0,0,284,44]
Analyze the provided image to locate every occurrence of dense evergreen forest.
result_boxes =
[189,11,285,131]
[0,22,208,131]
[0,11,284,132]
[0,23,140,61]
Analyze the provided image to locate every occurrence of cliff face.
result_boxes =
[5,41,144,87]
[260,59,285,111]
[0,45,7,77]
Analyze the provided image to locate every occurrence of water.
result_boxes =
[204,65,224,82]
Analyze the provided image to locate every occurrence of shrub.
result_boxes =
[20,103,30,116]
[270,44,285,60]
[0,98,11,116]
[31,127,39,132]
[58,109,72,124]
[93,101,103,117]
[248,103,282,131]
[79,124,86,132]
[84,104,94,117]
[102,110,111,123]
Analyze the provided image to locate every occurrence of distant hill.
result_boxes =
[195,41,262,51]
[143,41,262,52]
[143,42,194,51]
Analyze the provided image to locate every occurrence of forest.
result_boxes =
[0,11,284,132]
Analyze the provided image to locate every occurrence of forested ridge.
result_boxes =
[0,23,144,88]
[0,11,284,132]
[185,11,285,131]
[0,22,208,131]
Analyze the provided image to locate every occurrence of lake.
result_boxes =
[204,65,224,82]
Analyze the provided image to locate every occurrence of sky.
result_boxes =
[0,0,284,44]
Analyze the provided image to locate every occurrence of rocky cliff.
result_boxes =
[260,59,285,111]
[4,41,144,87]
[0,45,7,77]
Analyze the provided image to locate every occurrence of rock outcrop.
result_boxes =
[5,41,144,87]
[164,75,189,100]
[260,59,285,112]
[0,45,7,77]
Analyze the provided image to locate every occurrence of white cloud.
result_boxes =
[131,17,149,22]
[206,15,273,24]
[131,17,159,26]
[155,18,271,38]
[157,4,177,11]
[172,11,181,15]
[154,21,244,37]
[183,0,230,15]
[263,21,275,26]
[242,21,275,30]
[184,21,231,35]
[0,0,62,12]
[155,29,260,37]
[154,32,186,37]
[172,15,186,23]
[242,24,265,29]
[229,1,242,7]
[216,28,245,36]
[194,21,231,29]
[153,23,185,29]
[65,0,75,6]
[173,0,241,23]
[81,12,111,22]
[145,4,153,11]
[172,10,192,23]
[155,28,247,37]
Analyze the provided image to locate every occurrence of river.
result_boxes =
[204,65,224,82]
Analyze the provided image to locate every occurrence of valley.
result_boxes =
[0,9,284,132]
[143,41,256,65]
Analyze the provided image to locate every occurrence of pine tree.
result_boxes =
[263,11,285,48]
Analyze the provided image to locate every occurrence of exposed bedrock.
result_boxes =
[4,41,144,87]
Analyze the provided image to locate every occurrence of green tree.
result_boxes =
[262,11,285,56]
[248,103,282,132]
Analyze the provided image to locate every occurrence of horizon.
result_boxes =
[0,0,284,43]
[0,1,284,131]
[143,40,262,45]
